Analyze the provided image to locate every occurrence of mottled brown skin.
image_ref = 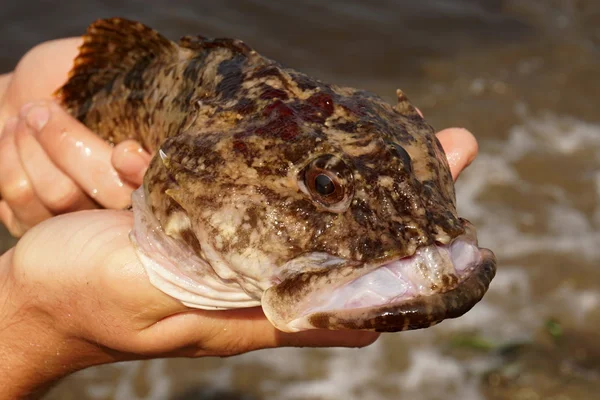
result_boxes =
[57,18,494,331]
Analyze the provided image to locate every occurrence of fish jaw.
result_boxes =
[261,220,496,332]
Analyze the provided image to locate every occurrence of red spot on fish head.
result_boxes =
[262,99,294,118]
[307,92,334,117]
[293,92,335,124]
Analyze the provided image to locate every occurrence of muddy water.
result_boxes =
[1,1,599,399]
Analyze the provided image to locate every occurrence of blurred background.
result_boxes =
[1,1,599,399]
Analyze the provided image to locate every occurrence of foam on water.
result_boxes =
[397,349,485,400]
[457,111,600,262]
[78,360,171,400]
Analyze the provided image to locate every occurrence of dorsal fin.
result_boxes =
[55,18,177,118]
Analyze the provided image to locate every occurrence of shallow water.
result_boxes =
[1,1,599,399]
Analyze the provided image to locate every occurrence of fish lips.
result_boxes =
[303,251,496,332]
[261,222,497,333]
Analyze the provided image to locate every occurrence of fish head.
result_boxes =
[138,87,496,332]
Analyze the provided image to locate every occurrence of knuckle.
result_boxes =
[45,182,82,213]
[2,178,34,206]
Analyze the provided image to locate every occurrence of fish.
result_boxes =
[56,18,496,333]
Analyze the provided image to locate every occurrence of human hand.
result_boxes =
[0,39,151,237]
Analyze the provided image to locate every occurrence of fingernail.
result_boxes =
[22,104,50,132]
[123,149,149,174]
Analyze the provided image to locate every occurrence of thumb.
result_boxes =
[436,128,479,181]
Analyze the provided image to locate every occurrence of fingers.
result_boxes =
[0,37,98,236]
[435,128,479,181]
[0,100,142,236]
[111,140,151,187]
[0,118,53,235]
[274,322,380,349]
[30,101,137,208]
[14,108,97,214]
[139,307,380,357]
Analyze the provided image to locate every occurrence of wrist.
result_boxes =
[0,248,112,399]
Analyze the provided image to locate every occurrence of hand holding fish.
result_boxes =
[0,38,151,237]
[0,19,492,397]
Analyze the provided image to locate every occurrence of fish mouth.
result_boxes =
[262,220,497,332]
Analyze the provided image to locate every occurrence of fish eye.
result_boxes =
[305,169,343,203]
[314,174,335,196]
[300,154,354,212]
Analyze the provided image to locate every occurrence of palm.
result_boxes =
[13,210,378,359]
